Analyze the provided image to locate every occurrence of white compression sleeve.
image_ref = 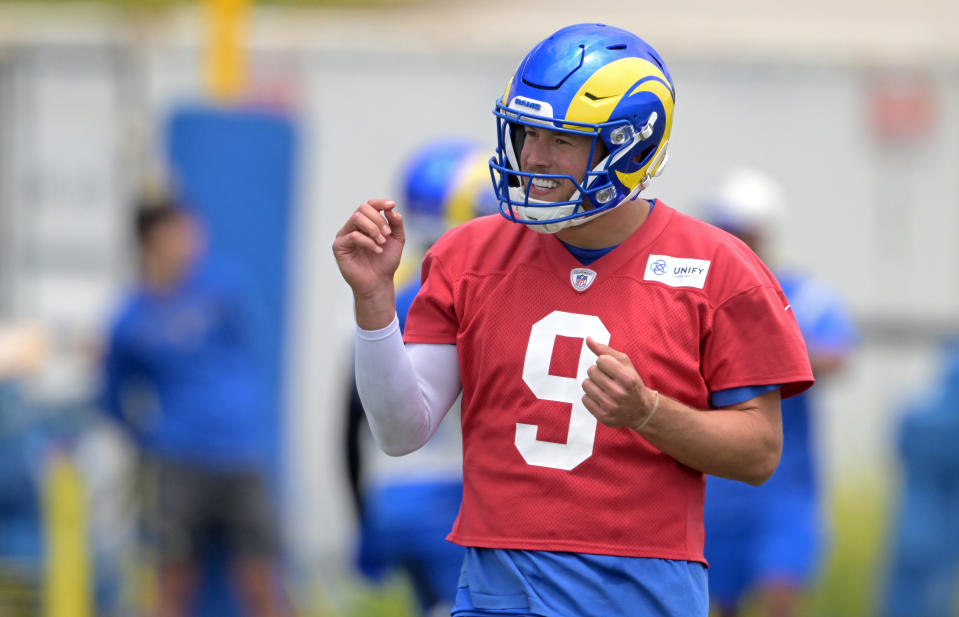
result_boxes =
[354,315,462,456]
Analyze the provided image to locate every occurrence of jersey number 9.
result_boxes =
[517,310,610,471]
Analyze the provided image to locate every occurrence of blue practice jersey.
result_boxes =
[101,259,271,468]
[396,276,421,334]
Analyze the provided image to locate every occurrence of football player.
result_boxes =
[702,168,858,617]
[883,339,959,617]
[344,139,496,617]
[333,23,813,617]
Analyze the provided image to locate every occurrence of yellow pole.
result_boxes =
[42,453,92,617]
[205,0,251,102]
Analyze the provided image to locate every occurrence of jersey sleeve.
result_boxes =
[709,383,781,407]
[703,283,813,400]
[403,251,459,344]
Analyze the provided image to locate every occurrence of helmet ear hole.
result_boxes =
[633,144,656,167]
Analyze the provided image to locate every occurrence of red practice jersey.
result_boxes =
[403,200,813,563]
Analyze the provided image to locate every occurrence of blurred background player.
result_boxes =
[881,337,959,617]
[343,138,497,617]
[99,197,289,617]
[702,168,858,617]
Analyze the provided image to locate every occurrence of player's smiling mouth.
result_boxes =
[528,176,565,197]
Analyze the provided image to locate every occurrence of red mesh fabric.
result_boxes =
[403,203,812,561]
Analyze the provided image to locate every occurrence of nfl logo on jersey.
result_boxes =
[570,268,597,292]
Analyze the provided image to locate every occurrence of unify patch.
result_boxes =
[643,255,711,289]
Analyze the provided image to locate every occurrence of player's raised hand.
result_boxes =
[333,199,406,297]
[582,337,658,430]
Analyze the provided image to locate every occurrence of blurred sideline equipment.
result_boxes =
[882,339,959,617]
[43,454,92,617]
[703,168,858,617]
[344,138,496,617]
[205,0,250,102]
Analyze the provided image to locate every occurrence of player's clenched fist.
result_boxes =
[333,199,406,296]
[581,337,659,430]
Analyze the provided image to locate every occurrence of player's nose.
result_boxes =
[521,139,551,169]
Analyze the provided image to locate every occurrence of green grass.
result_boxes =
[806,477,889,617]
[298,573,415,617]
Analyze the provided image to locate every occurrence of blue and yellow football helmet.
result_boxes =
[401,138,498,242]
[394,139,498,284]
[490,23,675,233]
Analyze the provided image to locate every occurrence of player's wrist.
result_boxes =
[631,389,661,432]
[353,285,397,330]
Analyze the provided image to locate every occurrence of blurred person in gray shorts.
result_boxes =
[150,461,278,569]
[100,197,289,617]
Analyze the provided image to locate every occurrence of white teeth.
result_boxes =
[531,178,559,190]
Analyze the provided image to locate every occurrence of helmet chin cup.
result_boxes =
[520,208,604,234]
[524,219,574,234]
[508,184,641,235]
[507,187,577,233]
